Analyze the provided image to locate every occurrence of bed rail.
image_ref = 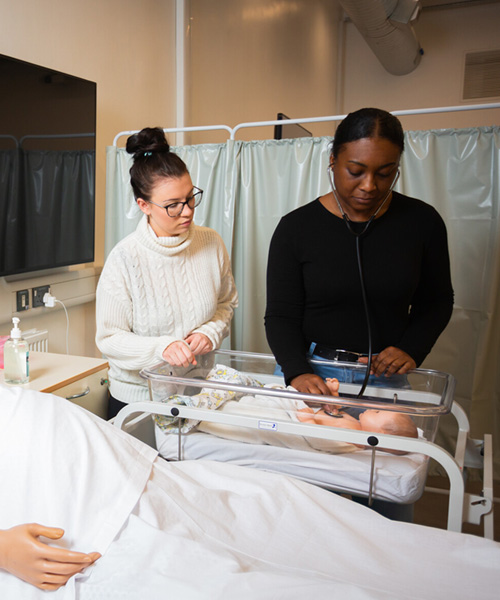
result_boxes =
[115,398,470,534]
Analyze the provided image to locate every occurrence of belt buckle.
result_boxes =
[335,349,361,362]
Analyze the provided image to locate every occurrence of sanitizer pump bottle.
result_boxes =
[4,317,30,384]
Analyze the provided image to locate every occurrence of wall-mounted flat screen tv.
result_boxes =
[0,54,96,278]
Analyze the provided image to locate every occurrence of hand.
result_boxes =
[358,347,416,377]
[0,524,100,591]
[325,378,340,397]
[184,333,213,356]
[290,373,332,395]
[162,341,197,368]
[290,374,341,412]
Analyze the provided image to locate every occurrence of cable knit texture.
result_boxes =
[96,215,238,404]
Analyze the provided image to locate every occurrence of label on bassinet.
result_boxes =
[259,420,278,431]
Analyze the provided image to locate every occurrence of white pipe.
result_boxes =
[176,0,186,146]
[338,0,422,76]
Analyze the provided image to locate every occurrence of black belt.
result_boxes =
[312,345,365,362]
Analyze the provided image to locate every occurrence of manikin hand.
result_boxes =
[0,523,100,591]
[358,347,416,377]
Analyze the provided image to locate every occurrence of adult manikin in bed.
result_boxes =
[2,384,500,600]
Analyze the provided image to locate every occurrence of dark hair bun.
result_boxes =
[126,127,170,159]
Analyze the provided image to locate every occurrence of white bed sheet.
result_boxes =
[155,427,429,503]
[82,459,499,600]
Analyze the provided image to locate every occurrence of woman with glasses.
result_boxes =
[96,127,238,419]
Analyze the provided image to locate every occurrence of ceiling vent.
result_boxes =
[339,0,423,76]
[463,49,500,100]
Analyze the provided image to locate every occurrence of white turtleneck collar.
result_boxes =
[137,214,194,255]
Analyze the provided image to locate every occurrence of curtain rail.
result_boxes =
[113,125,233,147]
[19,132,95,147]
[0,134,19,148]
[230,103,500,139]
[112,102,500,146]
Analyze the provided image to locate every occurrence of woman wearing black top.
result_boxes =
[265,108,454,395]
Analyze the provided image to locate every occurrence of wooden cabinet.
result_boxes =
[0,351,109,419]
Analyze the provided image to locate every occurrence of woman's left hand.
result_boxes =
[184,333,213,356]
[358,347,416,377]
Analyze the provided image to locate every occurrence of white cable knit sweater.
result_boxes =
[96,215,238,404]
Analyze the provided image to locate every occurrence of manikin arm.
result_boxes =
[0,523,100,591]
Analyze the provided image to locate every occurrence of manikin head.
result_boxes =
[359,410,418,438]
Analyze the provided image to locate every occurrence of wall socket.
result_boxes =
[16,289,30,312]
[32,285,50,308]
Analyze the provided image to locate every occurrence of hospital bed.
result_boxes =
[114,349,494,538]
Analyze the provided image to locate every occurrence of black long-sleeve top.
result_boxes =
[265,193,454,384]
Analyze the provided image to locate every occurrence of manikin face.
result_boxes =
[137,172,195,237]
[359,410,416,437]
[331,137,401,221]
[359,410,395,433]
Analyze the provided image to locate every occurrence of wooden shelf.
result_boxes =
[0,351,108,393]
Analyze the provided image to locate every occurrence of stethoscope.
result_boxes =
[327,163,400,397]
[327,164,400,237]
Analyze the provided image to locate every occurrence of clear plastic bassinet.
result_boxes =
[140,348,455,446]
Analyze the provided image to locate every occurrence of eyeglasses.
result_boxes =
[149,186,203,217]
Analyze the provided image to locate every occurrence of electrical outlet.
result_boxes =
[32,285,50,308]
[16,289,30,311]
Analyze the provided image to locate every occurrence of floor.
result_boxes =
[413,475,499,542]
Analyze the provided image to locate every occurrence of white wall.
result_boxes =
[0,0,177,355]
[187,0,342,142]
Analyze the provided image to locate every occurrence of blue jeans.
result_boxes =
[275,343,409,389]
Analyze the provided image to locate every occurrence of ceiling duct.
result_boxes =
[338,0,423,76]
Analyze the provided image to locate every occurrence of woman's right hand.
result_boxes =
[162,341,197,367]
[0,524,100,590]
[291,374,339,411]
[290,373,332,395]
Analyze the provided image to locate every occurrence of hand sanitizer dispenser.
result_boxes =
[4,317,30,384]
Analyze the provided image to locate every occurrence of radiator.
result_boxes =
[23,329,49,353]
